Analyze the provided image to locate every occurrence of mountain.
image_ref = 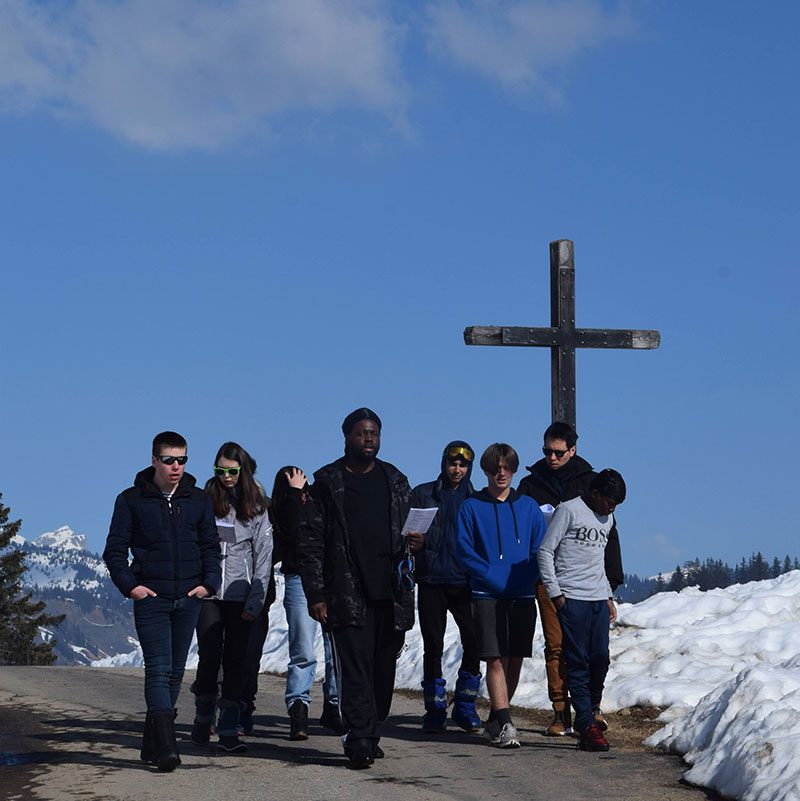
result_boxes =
[12,526,136,665]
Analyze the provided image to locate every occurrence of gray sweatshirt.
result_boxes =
[537,496,613,601]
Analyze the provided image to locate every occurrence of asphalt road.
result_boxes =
[0,667,716,801]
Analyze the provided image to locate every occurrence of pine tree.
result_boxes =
[784,555,793,575]
[669,565,685,592]
[0,493,65,665]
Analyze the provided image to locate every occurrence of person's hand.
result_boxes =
[286,467,307,490]
[553,595,566,610]
[406,531,425,553]
[188,586,210,599]
[608,598,617,623]
[241,610,255,621]
[309,602,328,624]
[130,585,156,600]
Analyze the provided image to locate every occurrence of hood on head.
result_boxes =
[440,440,475,485]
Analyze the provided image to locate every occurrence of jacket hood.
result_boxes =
[439,440,475,483]
[134,466,198,496]
[473,487,522,504]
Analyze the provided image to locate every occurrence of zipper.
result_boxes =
[167,495,179,596]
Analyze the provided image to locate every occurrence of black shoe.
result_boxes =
[288,700,309,741]
[190,719,211,746]
[348,752,374,769]
[373,744,384,759]
[319,700,346,735]
[218,734,248,753]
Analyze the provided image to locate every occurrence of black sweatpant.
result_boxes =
[194,599,252,703]
[330,600,404,744]
[418,582,480,679]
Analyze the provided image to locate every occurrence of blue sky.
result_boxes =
[1,1,798,576]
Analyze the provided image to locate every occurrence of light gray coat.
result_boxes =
[212,507,273,617]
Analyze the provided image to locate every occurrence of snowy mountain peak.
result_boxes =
[33,526,87,552]
[11,533,26,546]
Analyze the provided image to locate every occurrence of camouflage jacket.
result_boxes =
[298,457,415,631]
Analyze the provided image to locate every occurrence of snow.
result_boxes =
[92,570,800,801]
[33,526,87,552]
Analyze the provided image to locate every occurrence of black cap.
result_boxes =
[342,407,382,436]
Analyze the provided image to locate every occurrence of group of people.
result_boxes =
[102,410,626,772]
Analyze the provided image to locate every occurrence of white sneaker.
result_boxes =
[484,720,520,748]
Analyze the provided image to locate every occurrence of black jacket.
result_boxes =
[271,487,305,576]
[517,455,624,591]
[299,458,414,631]
[104,468,222,600]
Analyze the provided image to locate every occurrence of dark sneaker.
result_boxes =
[345,738,374,769]
[593,707,608,732]
[578,724,610,752]
[373,744,384,759]
[288,700,309,741]
[319,700,346,735]
[218,734,248,753]
[347,750,374,769]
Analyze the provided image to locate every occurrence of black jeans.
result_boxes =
[194,599,252,702]
[418,583,480,679]
[330,599,404,745]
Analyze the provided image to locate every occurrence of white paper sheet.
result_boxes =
[400,507,439,537]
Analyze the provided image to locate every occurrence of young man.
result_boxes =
[299,408,414,769]
[103,431,221,772]
[457,443,546,749]
[517,422,623,736]
[537,469,626,752]
[409,441,481,733]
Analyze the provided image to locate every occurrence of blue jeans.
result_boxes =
[133,595,201,712]
[283,573,338,708]
[557,598,610,732]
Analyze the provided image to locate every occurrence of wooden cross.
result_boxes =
[464,239,660,429]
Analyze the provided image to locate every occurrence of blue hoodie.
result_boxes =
[457,488,545,599]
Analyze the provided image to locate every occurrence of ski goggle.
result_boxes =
[446,446,473,462]
[214,466,241,477]
[155,455,188,465]
[397,555,415,591]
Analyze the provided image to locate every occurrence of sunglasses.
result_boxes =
[446,446,474,462]
[397,555,415,591]
[542,447,568,459]
[214,466,241,477]
[156,455,188,465]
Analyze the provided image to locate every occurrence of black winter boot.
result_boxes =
[151,710,181,772]
[288,700,309,741]
[140,713,156,764]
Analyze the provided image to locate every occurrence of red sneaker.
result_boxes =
[578,723,610,752]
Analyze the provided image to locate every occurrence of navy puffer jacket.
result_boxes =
[410,441,475,586]
[104,468,222,600]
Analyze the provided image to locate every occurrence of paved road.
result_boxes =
[0,667,714,801]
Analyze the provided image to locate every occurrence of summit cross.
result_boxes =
[464,239,661,429]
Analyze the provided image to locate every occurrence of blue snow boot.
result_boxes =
[421,677,447,732]
[451,670,482,733]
